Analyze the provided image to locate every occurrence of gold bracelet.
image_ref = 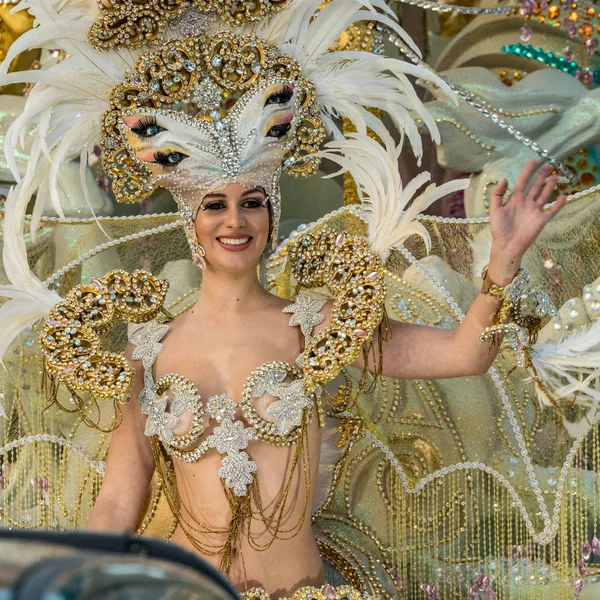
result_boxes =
[481,266,512,327]
[480,266,519,300]
[479,266,556,348]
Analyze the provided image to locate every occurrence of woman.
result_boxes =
[0,0,578,598]
[86,158,563,596]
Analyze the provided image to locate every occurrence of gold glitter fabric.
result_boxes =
[240,584,370,600]
[88,0,292,51]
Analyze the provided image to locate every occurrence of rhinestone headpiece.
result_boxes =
[89,0,292,50]
[101,30,325,241]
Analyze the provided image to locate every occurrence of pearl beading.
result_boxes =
[37,170,600,292]
[43,220,181,287]
[378,24,575,184]
[435,117,496,152]
[394,0,517,15]
[0,434,105,474]
[387,242,600,546]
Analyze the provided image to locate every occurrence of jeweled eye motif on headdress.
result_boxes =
[89,0,292,50]
[101,31,326,205]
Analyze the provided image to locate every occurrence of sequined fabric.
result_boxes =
[240,584,370,600]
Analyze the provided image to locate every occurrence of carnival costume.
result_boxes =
[1,0,600,599]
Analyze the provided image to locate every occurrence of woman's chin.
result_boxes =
[205,253,263,273]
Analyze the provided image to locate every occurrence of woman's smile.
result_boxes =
[216,234,253,252]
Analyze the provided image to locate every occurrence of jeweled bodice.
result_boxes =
[128,294,326,497]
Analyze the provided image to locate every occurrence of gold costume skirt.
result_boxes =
[240,585,369,600]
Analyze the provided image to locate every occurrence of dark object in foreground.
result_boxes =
[0,529,238,600]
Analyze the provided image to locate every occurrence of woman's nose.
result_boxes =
[225,205,247,228]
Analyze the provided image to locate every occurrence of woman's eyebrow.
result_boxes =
[241,187,264,198]
[203,192,227,200]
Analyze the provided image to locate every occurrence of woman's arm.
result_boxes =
[357,160,566,380]
[87,344,155,533]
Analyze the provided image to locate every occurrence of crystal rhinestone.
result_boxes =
[138,17,155,33]
[519,24,532,42]
[149,79,160,92]
[251,60,262,74]
[183,60,195,72]
[564,19,577,38]
[586,38,599,56]
[212,55,223,67]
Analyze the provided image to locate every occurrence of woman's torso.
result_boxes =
[136,294,326,595]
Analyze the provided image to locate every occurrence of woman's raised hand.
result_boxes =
[486,160,567,285]
[489,160,567,259]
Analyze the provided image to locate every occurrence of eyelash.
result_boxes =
[265,85,294,106]
[130,116,164,138]
[203,199,266,210]
[153,150,187,167]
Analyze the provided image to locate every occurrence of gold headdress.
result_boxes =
[0,0,448,412]
[89,0,292,50]
[0,0,446,237]
[102,29,324,243]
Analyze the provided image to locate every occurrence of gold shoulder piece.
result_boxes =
[40,269,169,417]
[289,227,386,392]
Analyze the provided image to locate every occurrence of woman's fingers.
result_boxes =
[543,195,567,221]
[489,178,508,211]
[536,174,558,206]
[513,159,538,193]
[528,163,554,200]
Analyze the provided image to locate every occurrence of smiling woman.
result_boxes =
[1,0,592,599]
[195,184,271,267]
[116,75,307,267]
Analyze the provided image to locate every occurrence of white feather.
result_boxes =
[0,185,62,368]
[318,134,469,260]
[528,319,600,440]
[249,0,449,159]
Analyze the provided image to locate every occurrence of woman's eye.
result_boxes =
[154,150,187,167]
[265,88,293,106]
[242,199,266,209]
[266,122,292,139]
[131,118,165,138]
[203,201,226,210]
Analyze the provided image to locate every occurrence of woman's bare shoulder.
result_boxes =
[266,291,295,310]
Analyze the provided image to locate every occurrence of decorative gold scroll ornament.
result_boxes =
[40,270,169,415]
[101,31,325,204]
[288,227,386,393]
[89,0,292,50]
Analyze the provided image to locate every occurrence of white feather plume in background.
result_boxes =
[318,134,470,260]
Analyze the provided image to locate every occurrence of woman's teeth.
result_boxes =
[219,237,250,246]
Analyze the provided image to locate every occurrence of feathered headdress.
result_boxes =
[0,0,455,366]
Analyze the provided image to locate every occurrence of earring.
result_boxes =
[180,207,206,270]
[189,237,207,270]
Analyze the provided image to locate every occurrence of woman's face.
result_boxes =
[194,183,270,274]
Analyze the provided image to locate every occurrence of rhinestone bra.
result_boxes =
[128,294,326,497]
